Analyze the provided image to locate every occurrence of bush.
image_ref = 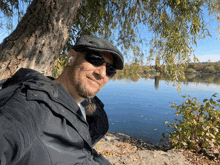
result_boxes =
[214,63,220,73]
[161,94,220,157]
[203,65,216,73]
[188,64,195,69]
[185,68,194,73]
[194,64,206,71]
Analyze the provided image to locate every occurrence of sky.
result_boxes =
[0,3,219,65]
[191,16,220,63]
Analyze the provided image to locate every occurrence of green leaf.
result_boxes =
[212,93,218,97]
[210,98,216,106]
[203,99,208,103]
[163,120,169,125]
[168,124,174,127]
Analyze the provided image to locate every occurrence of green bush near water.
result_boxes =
[185,68,195,73]
[203,65,216,73]
[161,93,220,155]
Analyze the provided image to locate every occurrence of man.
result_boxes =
[0,35,124,165]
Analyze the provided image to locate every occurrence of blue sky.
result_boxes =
[191,12,220,63]
[0,4,219,65]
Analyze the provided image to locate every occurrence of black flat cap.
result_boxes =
[72,35,124,70]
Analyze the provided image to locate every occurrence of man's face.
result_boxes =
[68,51,114,99]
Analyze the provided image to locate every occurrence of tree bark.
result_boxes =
[0,0,81,79]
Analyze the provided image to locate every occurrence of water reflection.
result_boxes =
[154,76,160,90]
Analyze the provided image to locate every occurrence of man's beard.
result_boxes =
[75,82,98,99]
[75,82,97,116]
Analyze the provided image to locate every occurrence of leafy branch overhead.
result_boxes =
[0,0,220,85]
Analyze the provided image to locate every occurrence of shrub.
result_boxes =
[188,64,195,69]
[194,64,206,71]
[214,63,220,73]
[203,65,216,73]
[161,93,220,158]
[185,68,194,73]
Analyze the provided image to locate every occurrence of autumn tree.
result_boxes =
[0,0,220,91]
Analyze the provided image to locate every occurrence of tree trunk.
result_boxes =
[0,0,81,80]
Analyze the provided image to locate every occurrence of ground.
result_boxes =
[94,132,220,165]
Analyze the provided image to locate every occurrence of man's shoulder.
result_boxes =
[0,82,22,107]
[0,68,54,122]
[0,83,36,114]
[0,81,49,135]
[1,68,54,89]
[0,68,58,99]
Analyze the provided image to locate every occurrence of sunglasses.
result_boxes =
[84,52,116,77]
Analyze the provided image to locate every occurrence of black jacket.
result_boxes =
[0,68,111,165]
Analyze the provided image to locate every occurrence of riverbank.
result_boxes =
[94,132,219,165]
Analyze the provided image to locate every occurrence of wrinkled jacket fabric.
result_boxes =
[0,68,111,165]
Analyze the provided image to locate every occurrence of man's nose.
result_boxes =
[94,64,107,78]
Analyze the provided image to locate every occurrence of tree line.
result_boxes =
[186,62,220,74]
[110,61,220,80]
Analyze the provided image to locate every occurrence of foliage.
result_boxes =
[203,65,216,73]
[52,37,72,78]
[116,63,143,81]
[116,64,130,79]
[213,74,220,84]
[112,62,220,85]
[157,64,165,73]
[52,52,67,78]
[187,63,195,69]
[194,63,206,71]
[185,68,194,73]
[0,0,31,31]
[143,65,150,74]
[161,94,220,157]
[179,62,220,73]
[214,63,220,72]
[130,63,143,75]
[0,0,220,89]
[155,55,160,72]
[183,73,219,85]
[184,73,195,80]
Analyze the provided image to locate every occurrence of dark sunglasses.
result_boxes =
[84,52,116,77]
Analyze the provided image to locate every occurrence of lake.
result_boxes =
[96,77,220,144]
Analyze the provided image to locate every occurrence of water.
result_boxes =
[96,78,220,144]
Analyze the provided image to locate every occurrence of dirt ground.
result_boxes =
[94,132,220,165]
